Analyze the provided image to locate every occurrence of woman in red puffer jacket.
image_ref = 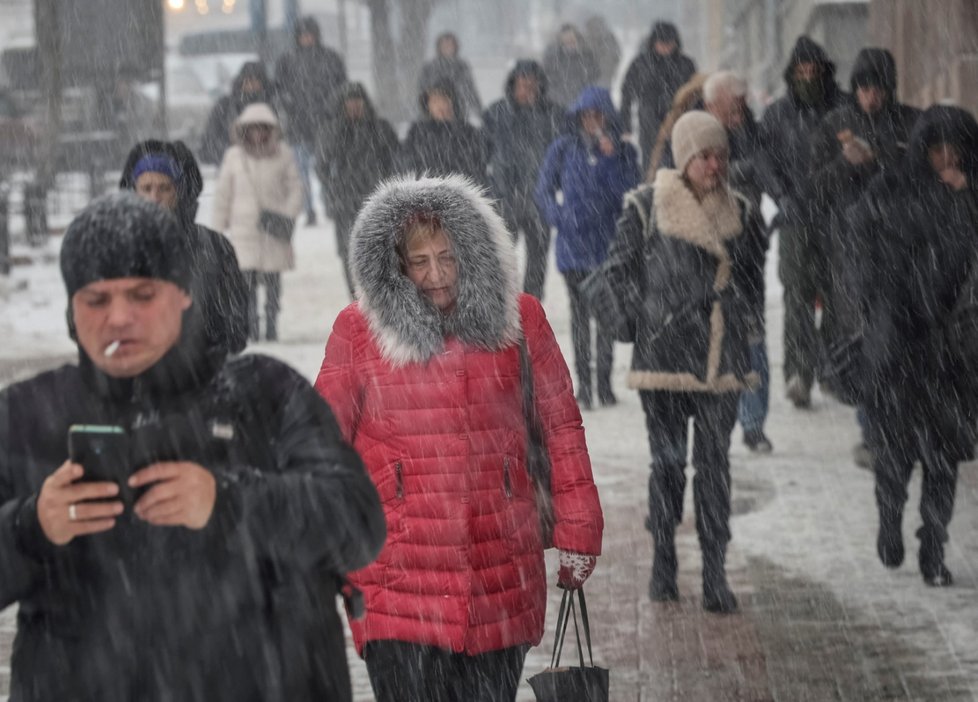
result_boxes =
[315,173,603,702]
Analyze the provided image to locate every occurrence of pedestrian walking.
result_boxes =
[599,111,766,612]
[535,86,640,409]
[619,21,697,168]
[315,173,604,702]
[275,16,348,226]
[398,79,488,185]
[200,61,275,165]
[213,103,302,342]
[541,24,601,108]
[482,60,563,298]
[850,105,978,587]
[583,15,621,89]
[0,192,386,701]
[808,48,919,465]
[703,72,773,453]
[119,139,250,355]
[315,82,399,296]
[419,31,482,118]
[757,35,846,408]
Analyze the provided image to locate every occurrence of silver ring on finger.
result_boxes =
[68,503,78,522]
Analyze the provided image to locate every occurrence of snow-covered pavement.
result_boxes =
[2,203,977,701]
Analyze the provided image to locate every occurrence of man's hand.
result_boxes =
[596,134,615,157]
[557,550,597,590]
[841,138,874,166]
[37,461,123,546]
[939,167,968,191]
[130,461,217,530]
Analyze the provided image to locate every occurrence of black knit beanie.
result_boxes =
[60,192,193,298]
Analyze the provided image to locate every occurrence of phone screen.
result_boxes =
[68,425,133,505]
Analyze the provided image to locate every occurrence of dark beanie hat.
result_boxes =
[60,192,193,297]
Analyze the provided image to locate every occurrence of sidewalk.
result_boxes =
[2,212,977,701]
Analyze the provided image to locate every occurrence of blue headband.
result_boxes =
[132,154,183,185]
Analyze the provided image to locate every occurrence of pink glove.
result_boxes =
[557,550,597,590]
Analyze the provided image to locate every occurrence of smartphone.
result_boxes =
[68,425,133,506]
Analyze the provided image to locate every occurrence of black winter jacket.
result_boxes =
[757,37,846,225]
[853,105,978,459]
[603,170,766,394]
[398,82,487,185]
[619,45,696,159]
[275,44,348,145]
[482,61,563,204]
[200,64,276,165]
[0,342,385,701]
[315,85,399,219]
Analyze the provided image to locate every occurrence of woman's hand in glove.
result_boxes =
[557,550,597,590]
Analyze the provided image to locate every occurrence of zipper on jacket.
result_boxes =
[503,457,512,499]
[395,461,404,499]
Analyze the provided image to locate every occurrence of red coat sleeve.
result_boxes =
[521,295,604,556]
[314,305,364,444]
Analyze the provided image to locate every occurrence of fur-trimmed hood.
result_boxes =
[350,174,521,365]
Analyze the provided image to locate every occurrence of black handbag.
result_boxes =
[259,210,296,243]
[581,263,637,343]
[518,337,555,549]
[528,588,609,702]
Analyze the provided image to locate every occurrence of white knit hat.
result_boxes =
[671,110,728,172]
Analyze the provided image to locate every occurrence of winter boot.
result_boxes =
[743,429,773,454]
[785,375,811,409]
[876,507,904,568]
[575,381,593,411]
[701,546,738,614]
[649,537,679,601]
[597,380,617,407]
[917,527,953,587]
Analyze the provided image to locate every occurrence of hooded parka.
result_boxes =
[315,174,604,656]
[120,139,250,355]
[212,103,303,273]
[619,22,697,165]
[535,86,641,273]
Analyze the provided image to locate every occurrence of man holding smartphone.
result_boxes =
[0,193,385,701]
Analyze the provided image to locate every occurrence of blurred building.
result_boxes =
[869,0,978,116]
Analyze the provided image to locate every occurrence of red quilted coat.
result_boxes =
[314,174,603,656]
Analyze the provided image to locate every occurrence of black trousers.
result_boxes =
[563,270,613,394]
[243,270,281,340]
[364,641,529,702]
[779,223,833,388]
[333,208,357,296]
[639,390,739,551]
[500,193,551,299]
[872,425,959,543]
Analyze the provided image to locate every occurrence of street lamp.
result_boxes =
[167,0,185,10]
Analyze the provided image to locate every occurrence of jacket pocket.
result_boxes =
[503,456,513,500]
[394,461,404,500]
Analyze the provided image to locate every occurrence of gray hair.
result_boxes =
[703,71,748,105]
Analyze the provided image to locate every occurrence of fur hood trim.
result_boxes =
[652,168,743,291]
[350,174,521,366]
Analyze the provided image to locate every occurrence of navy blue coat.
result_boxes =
[534,86,640,273]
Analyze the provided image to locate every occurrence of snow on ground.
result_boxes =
[2,185,977,700]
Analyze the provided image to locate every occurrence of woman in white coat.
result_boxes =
[213,102,303,341]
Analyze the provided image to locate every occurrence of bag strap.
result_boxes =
[550,589,572,669]
[550,588,597,669]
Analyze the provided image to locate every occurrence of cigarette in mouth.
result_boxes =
[104,340,121,357]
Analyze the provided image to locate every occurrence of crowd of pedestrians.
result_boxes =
[1,11,977,702]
